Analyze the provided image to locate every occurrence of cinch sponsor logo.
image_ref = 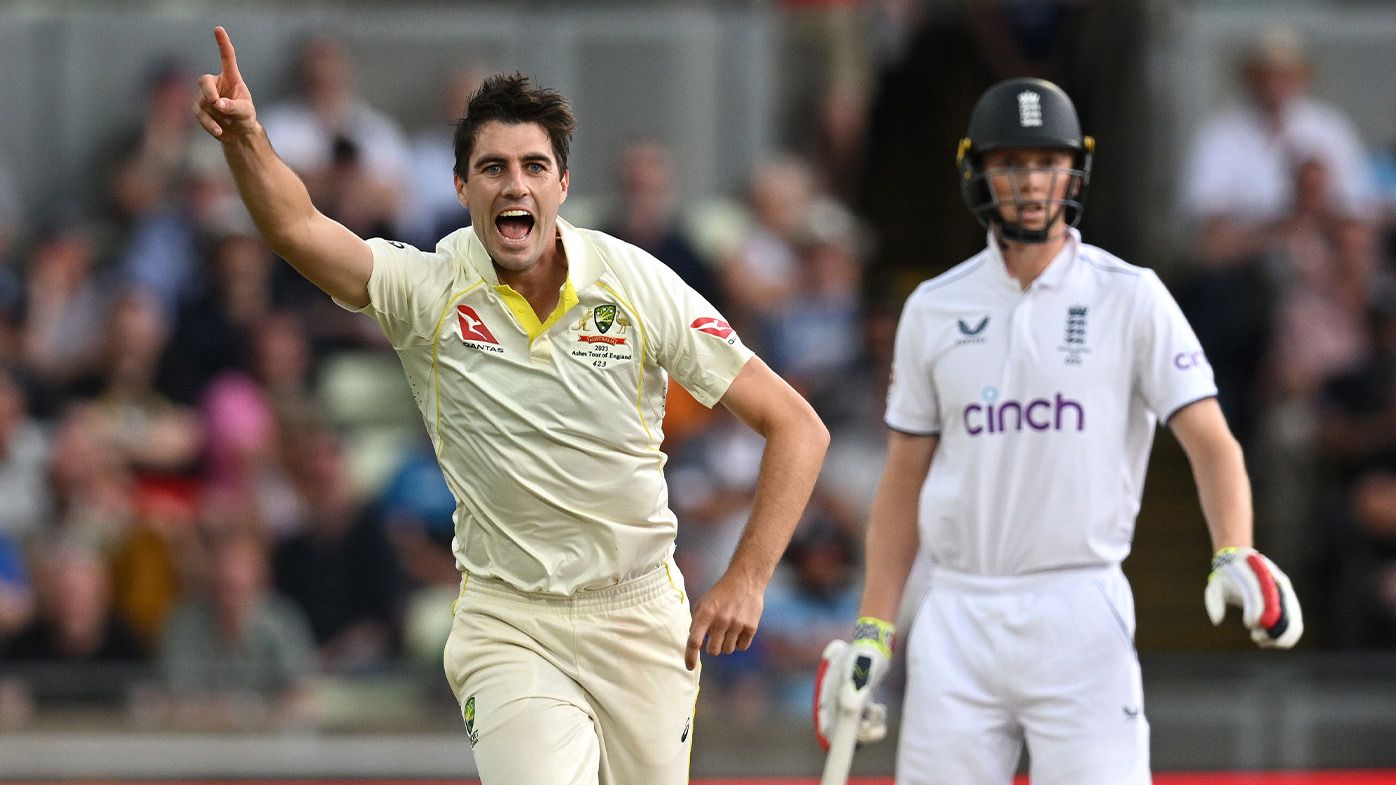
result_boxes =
[964,386,1084,435]
[1174,350,1209,370]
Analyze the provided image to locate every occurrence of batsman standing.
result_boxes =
[815,78,1303,784]
[195,27,829,784]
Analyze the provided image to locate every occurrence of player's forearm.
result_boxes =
[1171,400,1254,551]
[1189,432,1254,551]
[857,476,921,622]
[220,124,321,257]
[723,408,829,587]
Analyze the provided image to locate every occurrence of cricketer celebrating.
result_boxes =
[815,78,1302,784]
[195,27,828,785]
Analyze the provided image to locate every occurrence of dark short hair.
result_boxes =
[452,72,575,181]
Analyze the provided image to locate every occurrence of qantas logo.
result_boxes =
[457,305,500,345]
[690,317,734,340]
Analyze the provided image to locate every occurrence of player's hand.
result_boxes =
[194,26,257,140]
[814,616,893,750]
[1204,546,1303,649]
[686,570,764,671]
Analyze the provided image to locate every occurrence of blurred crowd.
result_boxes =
[1,3,1395,735]
[1173,25,1396,651]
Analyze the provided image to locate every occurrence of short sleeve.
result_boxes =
[1133,270,1218,421]
[335,237,446,349]
[884,298,940,435]
[644,262,754,407]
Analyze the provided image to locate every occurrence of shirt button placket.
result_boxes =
[530,334,551,364]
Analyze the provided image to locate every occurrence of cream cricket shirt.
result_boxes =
[885,229,1217,576]
[347,219,752,595]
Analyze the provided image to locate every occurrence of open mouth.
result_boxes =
[496,209,535,243]
[1019,202,1048,220]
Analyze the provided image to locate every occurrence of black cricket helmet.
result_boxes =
[956,78,1094,243]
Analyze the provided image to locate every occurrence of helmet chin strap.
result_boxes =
[989,203,1067,245]
[993,219,1053,244]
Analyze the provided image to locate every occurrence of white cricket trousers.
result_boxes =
[896,564,1151,785]
[443,562,700,785]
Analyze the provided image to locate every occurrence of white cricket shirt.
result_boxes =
[885,229,1217,576]
[346,219,753,595]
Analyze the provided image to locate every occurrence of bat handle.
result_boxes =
[819,704,862,785]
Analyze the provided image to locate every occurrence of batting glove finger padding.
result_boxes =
[1204,546,1304,649]
[814,617,894,750]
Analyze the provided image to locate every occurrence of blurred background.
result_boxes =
[0,0,1394,780]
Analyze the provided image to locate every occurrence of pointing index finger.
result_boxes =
[214,26,241,81]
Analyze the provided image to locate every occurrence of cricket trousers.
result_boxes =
[444,561,700,785]
[896,564,1151,785]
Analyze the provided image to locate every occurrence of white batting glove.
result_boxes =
[814,616,893,750]
[1204,546,1303,649]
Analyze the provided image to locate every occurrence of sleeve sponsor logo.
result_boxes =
[1174,349,1209,370]
[690,317,734,340]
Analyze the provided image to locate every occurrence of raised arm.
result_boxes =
[194,26,373,308]
[685,357,829,671]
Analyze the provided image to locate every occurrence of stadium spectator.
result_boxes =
[0,366,51,545]
[20,220,111,403]
[159,526,317,730]
[198,325,314,540]
[156,229,277,406]
[71,290,202,474]
[0,529,33,643]
[400,67,480,249]
[96,59,201,241]
[114,143,247,325]
[776,0,877,198]
[759,198,868,403]
[1178,25,1375,446]
[3,541,145,677]
[604,139,726,314]
[44,404,136,552]
[720,156,818,343]
[260,35,410,234]
[272,420,403,673]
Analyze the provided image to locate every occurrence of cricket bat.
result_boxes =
[819,702,862,785]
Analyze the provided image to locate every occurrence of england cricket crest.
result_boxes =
[464,695,480,746]
[1017,90,1043,127]
[594,303,618,334]
[1058,305,1089,365]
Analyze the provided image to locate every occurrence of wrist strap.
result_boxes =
[1211,546,1250,571]
[853,616,895,658]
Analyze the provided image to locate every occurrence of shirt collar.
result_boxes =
[984,226,1080,292]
